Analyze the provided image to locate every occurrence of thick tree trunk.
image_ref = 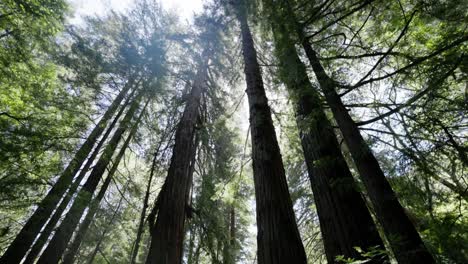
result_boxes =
[145,64,206,264]
[268,9,385,263]
[62,101,148,264]
[22,87,135,264]
[36,92,143,264]
[286,5,434,262]
[0,78,135,264]
[235,3,307,263]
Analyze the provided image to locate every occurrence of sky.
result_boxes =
[68,0,204,24]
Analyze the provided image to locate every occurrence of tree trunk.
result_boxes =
[145,63,206,264]
[268,7,386,262]
[223,206,236,264]
[0,78,135,264]
[187,224,196,264]
[130,141,160,264]
[36,92,143,264]
[234,2,307,263]
[286,4,434,262]
[86,182,128,264]
[22,86,135,264]
[62,100,148,264]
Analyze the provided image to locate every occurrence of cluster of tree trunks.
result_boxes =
[0,78,136,264]
[279,0,434,262]
[267,2,386,262]
[36,89,145,264]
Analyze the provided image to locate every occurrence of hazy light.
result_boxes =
[68,0,204,24]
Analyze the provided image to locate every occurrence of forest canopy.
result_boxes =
[0,0,467,263]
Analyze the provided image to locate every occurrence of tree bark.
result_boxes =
[285,3,434,262]
[0,78,135,264]
[61,100,148,264]
[234,2,307,263]
[145,63,206,264]
[36,91,143,264]
[22,86,136,264]
[267,6,386,262]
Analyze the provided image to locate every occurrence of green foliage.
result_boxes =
[1,0,467,263]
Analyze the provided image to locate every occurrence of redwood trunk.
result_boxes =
[269,10,385,262]
[145,64,206,264]
[290,8,434,262]
[0,78,134,264]
[235,3,307,263]
[36,93,143,264]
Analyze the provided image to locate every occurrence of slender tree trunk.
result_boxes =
[36,92,143,264]
[234,2,307,263]
[267,6,385,262]
[22,86,136,264]
[285,3,434,262]
[145,63,206,264]
[86,182,128,264]
[62,101,148,264]
[187,224,196,264]
[130,145,159,264]
[223,206,236,264]
[0,78,135,264]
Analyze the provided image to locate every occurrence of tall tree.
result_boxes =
[145,50,209,264]
[231,1,307,263]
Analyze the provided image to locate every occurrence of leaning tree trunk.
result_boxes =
[36,92,143,264]
[234,2,307,263]
[285,3,434,262]
[62,101,148,264]
[0,78,135,264]
[145,63,206,264]
[22,87,136,264]
[267,5,385,262]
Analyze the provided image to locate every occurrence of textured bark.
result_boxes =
[286,4,434,262]
[36,93,143,264]
[62,101,148,264]
[235,3,307,263]
[22,87,135,264]
[145,64,206,264]
[268,7,385,262]
[0,78,134,264]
